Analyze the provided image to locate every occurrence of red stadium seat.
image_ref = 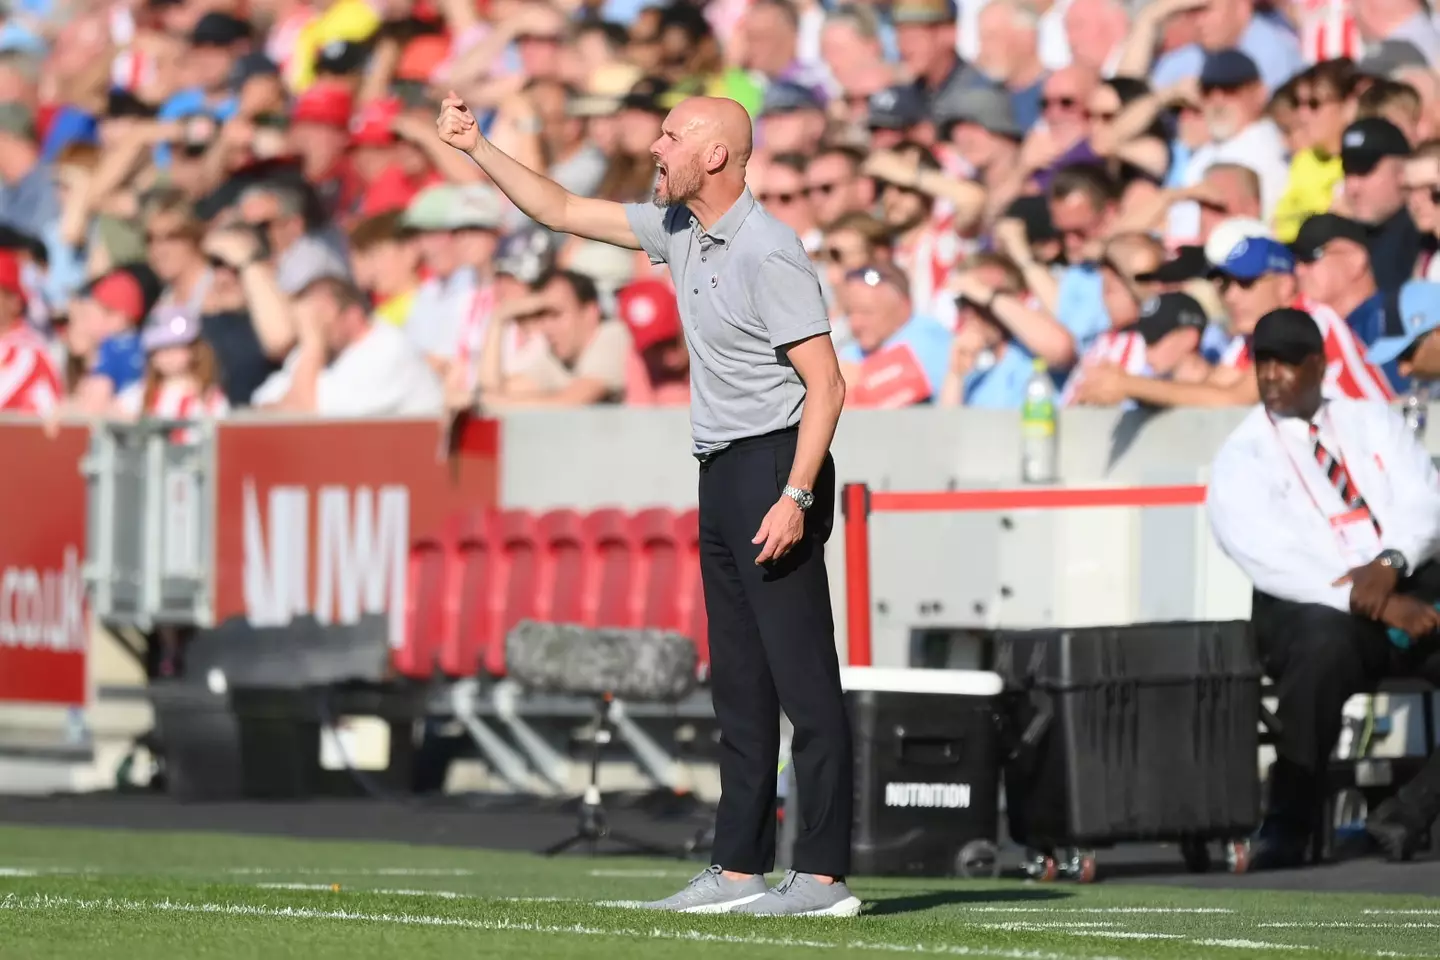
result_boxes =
[583,508,637,628]
[535,509,590,626]
[482,509,543,678]
[394,533,449,679]
[439,509,497,679]
[672,508,709,674]
[630,507,682,631]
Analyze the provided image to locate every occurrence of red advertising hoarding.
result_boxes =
[211,418,500,642]
[0,424,89,705]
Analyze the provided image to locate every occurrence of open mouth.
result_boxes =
[655,161,668,189]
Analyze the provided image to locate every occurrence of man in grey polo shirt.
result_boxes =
[438,92,856,918]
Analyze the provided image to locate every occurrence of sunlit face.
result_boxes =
[1218,272,1290,335]
[150,343,193,378]
[650,107,711,207]
[1404,155,1440,233]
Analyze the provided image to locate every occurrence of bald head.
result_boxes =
[652,96,755,215]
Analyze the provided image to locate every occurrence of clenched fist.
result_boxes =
[436,90,479,152]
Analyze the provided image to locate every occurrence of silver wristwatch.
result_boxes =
[1378,549,1410,577]
[782,484,815,511]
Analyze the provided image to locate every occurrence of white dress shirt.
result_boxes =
[1208,398,1440,613]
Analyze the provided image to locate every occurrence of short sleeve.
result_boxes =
[753,249,831,349]
[1055,267,1110,359]
[624,203,672,265]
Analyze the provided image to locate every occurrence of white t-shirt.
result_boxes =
[251,321,444,416]
[1168,119,1290,246]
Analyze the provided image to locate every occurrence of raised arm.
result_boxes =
[436,92,640,250]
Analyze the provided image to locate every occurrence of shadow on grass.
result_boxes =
[863,886,1073,916]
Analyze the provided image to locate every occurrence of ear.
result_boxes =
[708,142,729,173]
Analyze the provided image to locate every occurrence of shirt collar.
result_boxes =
[1347,292,1384,323]
[693,189,756,249]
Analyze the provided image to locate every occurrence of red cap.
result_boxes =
[617,278,681,352]
[396,34,451,83]
[357,165,420,217]
[292,81,354,129]
[0,250,23,301]
[350,97,401,147]
[90,271,146,324]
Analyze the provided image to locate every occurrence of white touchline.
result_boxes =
[962,907,1235,915]
[1190,940,1312,952]
[1365,911,1440,916]
[587,870,688,879]
[0,895,1132,960]
[1262,923,1440,930]
[226,867,481,877]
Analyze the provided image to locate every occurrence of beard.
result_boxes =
[653,154,704,208]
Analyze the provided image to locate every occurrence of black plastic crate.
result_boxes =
[996,621,1261,850]
[845,667,1004,876]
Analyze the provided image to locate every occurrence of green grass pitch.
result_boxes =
[0,825,1437,959]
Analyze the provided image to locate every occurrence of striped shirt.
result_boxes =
[0,326,61,416]
[1220,298,1393,401]
[1061,329,1150,407]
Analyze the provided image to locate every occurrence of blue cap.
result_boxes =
[760,80,823,116]
[1200,49,1261,89]
[1210,237,1295,280]
[1366,281,1440,365]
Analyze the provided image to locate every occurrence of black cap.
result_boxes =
[1253,307,1325,364]
[620,76,672,115]
[230,52,278,91]
[1136,292,1207,346]
[1134,245,1207,284]
[1199,49,1260,89]
[1291,213,1371,262]
[761,80,823,116]
[1341,117,1411,175]
[867,85,928,130]
[316,39,372,76]
[190,12,251,47]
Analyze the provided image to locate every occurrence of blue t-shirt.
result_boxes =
[1056,265,1109,360]
[963,341,1035,408]
[93,332,145,392]
[1010,80,1043,134]
[839,315,953,402]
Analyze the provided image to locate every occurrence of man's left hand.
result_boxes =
[752,496,804,565]
[1336,559,1401,619]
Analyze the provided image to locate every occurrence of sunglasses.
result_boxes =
[1406,182,1440,204]
[823,246,863,263]
[806,181,844,198]
[1216,274,1263,292]
[758,191,802,206]
[1294,96,1337,111]
[1041,96,1077,111]
[1086,110,1117,123]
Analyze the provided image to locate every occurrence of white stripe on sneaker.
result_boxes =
[681,892,768,914]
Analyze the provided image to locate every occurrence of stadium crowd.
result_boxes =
[2,0,1440,418]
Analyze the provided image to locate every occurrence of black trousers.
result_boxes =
[1252,562,1440,836]
[697,427,852,877]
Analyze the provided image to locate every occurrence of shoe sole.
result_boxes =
[678,892,767,914]
[740,895,864,918]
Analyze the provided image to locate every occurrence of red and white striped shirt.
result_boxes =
[1062,328,1150,406]
[896,207,970,323]
[454,283,541,385]
[1220,298,1393,401]
[1297,0,1361,63]
[117,380,229,443]
[0,327,61,416]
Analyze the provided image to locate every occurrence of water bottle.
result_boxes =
[64,707,87,748]
[1021,358,1058,484]
[1403,382,1430,438]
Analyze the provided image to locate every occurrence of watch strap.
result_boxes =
[782,484,814,510]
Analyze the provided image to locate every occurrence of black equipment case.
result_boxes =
[843,666,1004,877]
[997,621,1262,864]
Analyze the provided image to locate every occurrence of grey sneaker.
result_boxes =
[637,865,768,913]
[731,870,862,917]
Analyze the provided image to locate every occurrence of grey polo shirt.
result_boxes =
[624,190,831,455]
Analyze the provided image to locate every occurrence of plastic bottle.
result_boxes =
[1021,358,1058,484]
[1403,382,1430,438]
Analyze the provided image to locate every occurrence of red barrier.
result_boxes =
[213,418,501,646]
[840,481,1210,667]
[0,424,89,706]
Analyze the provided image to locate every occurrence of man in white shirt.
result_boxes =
[252,276,444,416]
[1208,308,1440,868]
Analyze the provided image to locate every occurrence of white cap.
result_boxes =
[1204,217,1275,268]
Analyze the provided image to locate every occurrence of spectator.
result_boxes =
[938,252,1037,408]
[1064,231,1164,404]
[527,79,608,199]
[1167,50,1288,247]
[1147,0,1304,95]
[972,0,1046,131]
[1272,59,1359,244]
[803,146,875,232]
[892,0,984,107]
[0,101,63,304]
[0,248,60,414]
[114,306,229,423]
[837,262,951,407]
[1353,0,1440,65]
[617,278,689,407]
[72,267,148,413]
[236,181,350,295]
[929,85,1024,223]
[1340,117,1422,291]
[1060,0,1129,79]
[757,81,828,154]
[1134,291,1211,383]
[468,268,631,409]
[1404,139,1440,280]
[403,184,478,371]
[867,142,964,321]
[253,275,443,416]
[191,230,283,408]
[865,84,934,149]
[348,210,421,328]
[1357,77,1424,144]
[756,153,821,252]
